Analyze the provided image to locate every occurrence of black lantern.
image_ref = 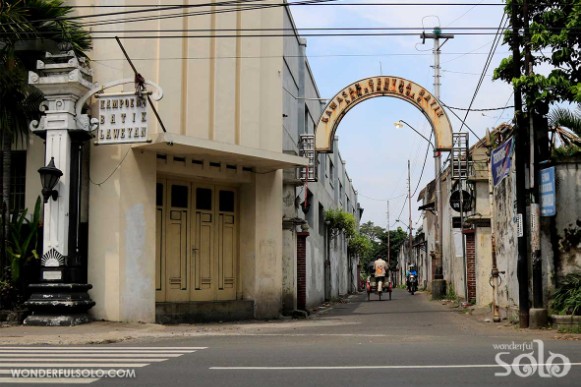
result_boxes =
[38,157,63,203]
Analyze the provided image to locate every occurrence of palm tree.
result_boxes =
[0,0,91,284]
[548,105,581,158]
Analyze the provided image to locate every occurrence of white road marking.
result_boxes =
[0,363,150,368]
[0,353,184,358]
[1,358,168,362]
[0,377,98,384]
[210,362,581,370]
[0,349,197,353]
[0,346,206,384]
[0,347,206,350]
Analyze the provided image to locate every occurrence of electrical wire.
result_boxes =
[457,12,508,133]
[493,92,514,126]
[445,104,515,111]
[89,146,132,186]
[410,132,433,198]
[443,103,482,142]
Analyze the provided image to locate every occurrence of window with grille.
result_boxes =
[0,151,27,213]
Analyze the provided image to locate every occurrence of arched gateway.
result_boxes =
[315,76,453,152]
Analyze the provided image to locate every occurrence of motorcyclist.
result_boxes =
[373,256,388,293]
[406,264,418,291]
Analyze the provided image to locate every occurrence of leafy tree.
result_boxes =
[347,232,372,259]
[386,227,409,271]
[357,221,409,272]
[359,221,385,243]
[324,209,356,240]
[0,0,91,288]
[494,0,581,109]
[359,221,385,266]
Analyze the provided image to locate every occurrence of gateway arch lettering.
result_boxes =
[315,76,453,152]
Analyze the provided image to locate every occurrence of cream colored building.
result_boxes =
[23,1,360,323]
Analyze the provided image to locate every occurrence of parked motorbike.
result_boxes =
[407,274,418,295]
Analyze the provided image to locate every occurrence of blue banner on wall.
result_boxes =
[491,137,514,186]
[540,166,556,216]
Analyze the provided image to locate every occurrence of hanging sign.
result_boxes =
[491,137,514,186]
[540,166,556,216]
[95,91,149,145]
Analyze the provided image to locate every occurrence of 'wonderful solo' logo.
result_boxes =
[493,340,571,378]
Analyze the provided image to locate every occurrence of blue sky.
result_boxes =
[289,0,513,230]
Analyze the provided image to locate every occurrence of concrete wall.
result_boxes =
[416,128,581,321]
[539,162,581,301]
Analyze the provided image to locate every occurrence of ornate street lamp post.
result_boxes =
[23,48,95,326]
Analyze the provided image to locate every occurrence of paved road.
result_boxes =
[2,289,580,386]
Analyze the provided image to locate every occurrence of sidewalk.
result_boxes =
[1,293,578,345]
[0,297,346,346]
[432,295,581,341]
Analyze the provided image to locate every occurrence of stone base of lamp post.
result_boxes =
[23,283,95,326]
[431,279,447,300]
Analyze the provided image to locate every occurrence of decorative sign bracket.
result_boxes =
[75,78,163,133]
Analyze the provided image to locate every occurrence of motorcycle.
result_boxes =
[407,274,418,295]
[366,275,392,301]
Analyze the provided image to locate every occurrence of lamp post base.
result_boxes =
[23,283,95,326]
[23,313,91,326]
[431,279,447,300]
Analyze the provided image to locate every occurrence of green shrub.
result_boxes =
[552,272,581,316]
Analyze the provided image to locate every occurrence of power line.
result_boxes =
[457,12,508,133]
[5,0,337,29]
[90,51,508,63]
[444,104,515,111]
[410,133,433,198]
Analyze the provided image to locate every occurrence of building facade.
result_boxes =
[22,0,360,323]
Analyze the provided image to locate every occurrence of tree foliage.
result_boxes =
[548,104,581,158]
[357,221,410,271]
[1,0,92,135]
[325,209,356,240]
[0,0,91,289]
[347,232,372,258]
[359,221,385,243]
[494,0,581,108]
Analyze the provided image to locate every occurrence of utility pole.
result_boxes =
[522,0,548,329]
[408,160,413,268]
[420,27,453,297]
[387,200,391,282]
[511,0,530,328]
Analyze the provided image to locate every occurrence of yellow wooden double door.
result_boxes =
[156,179,237,302]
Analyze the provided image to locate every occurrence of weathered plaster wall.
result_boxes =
[88,149,156,322]
[553,163,581,277]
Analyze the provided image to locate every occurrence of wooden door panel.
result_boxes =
[194,212,213,291]
[167,210,187,290]
[155,205,164,302]
[217,213,236,300]
[164,182,190,302]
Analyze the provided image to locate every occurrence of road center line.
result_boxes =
[210,362,581,370]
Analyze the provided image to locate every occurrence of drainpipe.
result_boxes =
[488,153,502,322]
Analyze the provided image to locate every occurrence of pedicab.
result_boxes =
[365,262,392,301]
